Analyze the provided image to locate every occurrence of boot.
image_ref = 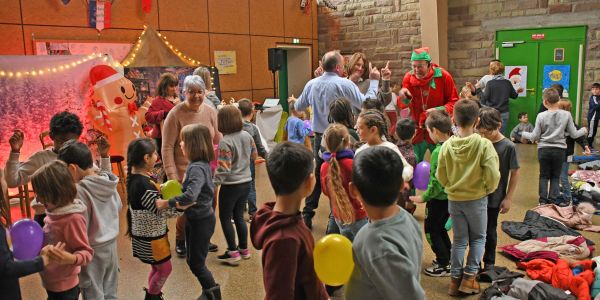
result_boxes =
[458,272,480,294]
[198,284,221,300]
[144,288,164,300]
[447,276,461,296]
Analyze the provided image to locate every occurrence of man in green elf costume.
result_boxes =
[399,47,459,162]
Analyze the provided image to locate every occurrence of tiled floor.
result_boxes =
[17,143,600,299]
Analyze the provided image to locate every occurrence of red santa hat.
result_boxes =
[89,65,123,89]
[508,67,521,78]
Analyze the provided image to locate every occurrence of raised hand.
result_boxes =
[381,61,392,81]
[96,136,111,158]
[8,129,24,153]
[466,81,476,92]
[314,60,324,77]
[369,62,381,81]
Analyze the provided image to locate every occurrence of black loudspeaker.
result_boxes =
[268,48,285,72]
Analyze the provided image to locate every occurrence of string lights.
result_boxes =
[0,53,119,78]
[122,26,201,67]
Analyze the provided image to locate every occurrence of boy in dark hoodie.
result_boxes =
[250,142,328,300]
[58,138,121,300]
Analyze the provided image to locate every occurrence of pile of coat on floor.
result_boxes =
[569,156,600,214]
[483,203,600,299]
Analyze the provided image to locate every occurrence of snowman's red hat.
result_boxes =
[89,65,123,89]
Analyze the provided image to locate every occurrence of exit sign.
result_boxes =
[531,33,545,40]
[292,38,300,44]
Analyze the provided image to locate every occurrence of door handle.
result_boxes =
[526,88,535,96]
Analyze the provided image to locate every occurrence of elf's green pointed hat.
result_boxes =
[411,47,432,61]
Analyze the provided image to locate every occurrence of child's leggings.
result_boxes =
[148,260,172,295]
[219,182,251,251]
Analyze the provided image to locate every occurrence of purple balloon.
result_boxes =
[413,161,431,191]
[10,219,44,260]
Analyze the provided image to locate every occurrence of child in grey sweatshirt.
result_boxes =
[521,89,587,205]
[345,147,424,300]
[58,139,121,300]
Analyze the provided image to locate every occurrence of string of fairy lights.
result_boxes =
[0,53,119,78]
[0,26,217,92]
[122,26,201,67]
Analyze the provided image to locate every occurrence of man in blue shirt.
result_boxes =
[293,50,383,229]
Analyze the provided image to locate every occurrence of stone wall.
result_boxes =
[318,0,600,122]
[317,0,421,83]
[448,0,600,122]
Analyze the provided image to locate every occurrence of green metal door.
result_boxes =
[496,26,587,133]
[538,41,585,120]
[497,42,539,132]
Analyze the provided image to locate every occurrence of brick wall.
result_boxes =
[448,0,600,122]
[317,0,421,83]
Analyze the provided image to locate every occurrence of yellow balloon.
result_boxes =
[313,234,354,286]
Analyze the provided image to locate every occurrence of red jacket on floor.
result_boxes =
[518,258,595,300]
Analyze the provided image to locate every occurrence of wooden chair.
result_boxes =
[110,155,126,194]
[39,131,54,149]
[6,183,34,219]
[1,186,11,225]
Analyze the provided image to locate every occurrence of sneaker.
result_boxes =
[448,276,461,296]
[208,242,218,253]
[239,248,251,259]
[424,263,451,277]
[217,250,241,265]
[175,240,186,257]
[458,272,480,295]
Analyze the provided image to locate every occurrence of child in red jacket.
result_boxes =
[31,161,94,299]
[250,142,328,300]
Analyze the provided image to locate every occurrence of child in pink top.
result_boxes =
[31,160,94,299]
[320,124,368,240]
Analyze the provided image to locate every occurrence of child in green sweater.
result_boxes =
[410,110,452,277]
[436,100,500,296]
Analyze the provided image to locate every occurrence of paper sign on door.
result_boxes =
[505,66,527,97]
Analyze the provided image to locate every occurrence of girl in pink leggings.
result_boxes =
[126,138,182,299]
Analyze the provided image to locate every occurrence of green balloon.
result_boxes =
[161,180,183,200]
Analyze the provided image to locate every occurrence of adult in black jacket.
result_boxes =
[480,61,519,134]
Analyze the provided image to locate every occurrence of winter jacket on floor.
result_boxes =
[517,259,594,300]
[592,256,600,298]
[501,235,593,261]
[481,277,576,300]
[532,203,600,232]
[501,210,596,246]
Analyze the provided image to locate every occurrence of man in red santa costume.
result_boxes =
[399,47,459,162]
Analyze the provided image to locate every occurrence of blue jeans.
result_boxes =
[326,212,340,235]
[335,218,368,241]
[500,112,509,135]
[559,161,571,203]
[247,163,257,215]
[448,197,488,277]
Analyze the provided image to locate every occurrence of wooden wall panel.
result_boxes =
[252,89,275,103]
[250,0,283,37]
[221,90,252,102]
[312,1,318,39]
[2,0,318,101]
[161,32,210,66]
[209,34,251,92]
[0,24,24,54]
[108,0,159,29]
[251,36,284,90]
[283,0,312,39]
[207,0,249,34]
[158,0,208,32]
[0,0,21,23]
[23,26,141,55]
[21,0,88,26]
